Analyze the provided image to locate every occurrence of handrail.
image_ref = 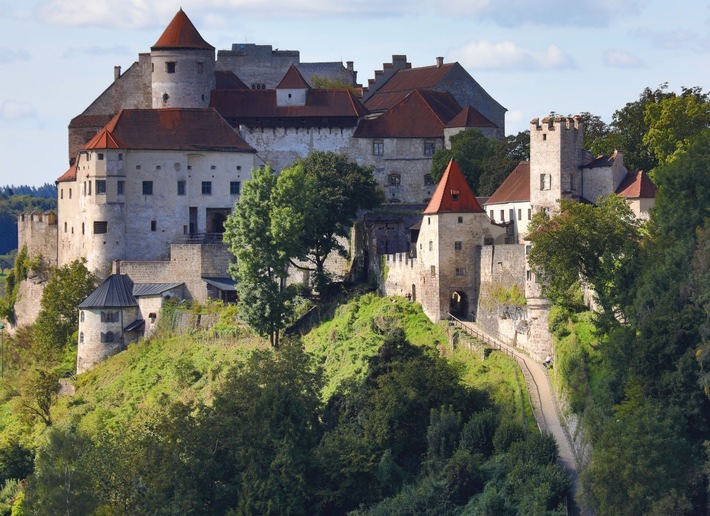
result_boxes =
[447,313,545,432]
[173,233,225,245]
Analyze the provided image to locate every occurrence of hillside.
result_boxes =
[0,294,569,514]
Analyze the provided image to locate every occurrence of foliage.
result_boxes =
[0,246,40,323]
[643,87,710,165]
[527,195,642,323]
[224,165,296,348]
[16,368,60,426]
[275,151,382,291]
[309,75,358,93]
[490,284,526,307]
[430,129,529,196]
[33,260,97,357]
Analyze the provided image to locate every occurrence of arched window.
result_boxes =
[79,332,84,344]
[80,311,84,323]
[388,173,401,186]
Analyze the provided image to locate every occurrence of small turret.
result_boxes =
[150,9,216,109]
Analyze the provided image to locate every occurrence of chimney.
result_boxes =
[114,66,121,81]
[436,56,444,68]
[346,61,354,72]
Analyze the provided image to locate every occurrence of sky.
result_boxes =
[0,0,708,187]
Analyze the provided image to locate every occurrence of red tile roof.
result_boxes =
[486,161,530,204]
[276,64,311,89]
[152,9,214,50]
[211,88,368,124]
[57,163,77,183]
[446,105,497,129]
[84,127,125,150]
[81,109,254,152]
[424,159,484,214]
[215,70,248,90]
[365,63,459,111]
[354,90,460,138]
[616,170,657,199]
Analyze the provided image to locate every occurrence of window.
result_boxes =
[454,241,462,251]
[429,240,433,251]
[136,165,141,170]
[117,181,124,195]
[94,221,108,234]
[202,181,212,195]
[177,180,186,196]
[162,93,169,103]
[540,174,551,190]
[424,141,435,156]
[101,331,115,343]
[79,332,84,344]
[101,311,117,323]
[451,189,459,201]
[500,210,504,221]
[98,153,104,160]
[166,61,176,73]
[489,210,494,220]
[528,208,532,220]
[455,268,466,277]
[509,209,515,221]
[196,62,204,74]
[151,220,157,232]
[96,180,106,194]
[80,311,84,322]
[431,265,436,276]
[69,188,72,199]
[88,181,92,195]
[458,216,463,223]
[64,221,67,233]
[373,140,384,156]
[60,189,63,199]
[484,237,494,245]
[518,209,522,221]
[388,173,401,186]
[142,181,153,195]
[118,153,123,161]
[156,165,161,170]
[527,270,532,281]
[525,245,532,255]
[230,181,241,195]
[424,174,435,185]
[210,165,216,170]
[82,222,85,235]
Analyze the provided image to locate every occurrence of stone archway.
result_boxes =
[450,291,469,320]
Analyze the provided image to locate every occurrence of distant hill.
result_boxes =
[0,186,57,254]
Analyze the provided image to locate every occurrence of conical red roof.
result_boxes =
[424,159,484,214]
[152,9,214,50]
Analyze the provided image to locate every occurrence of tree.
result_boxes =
[274,151,381,291]
[643,88,710,165]
[16,368,60,426]
[33,259,97,355]
[527,195,642,320]
[431,129,529,196]
[224,166,296,348]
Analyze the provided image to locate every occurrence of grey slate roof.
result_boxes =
[203,277,237,291]
[78,274,137,309]
[132,283,184,297]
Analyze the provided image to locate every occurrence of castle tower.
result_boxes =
[151,9,216,109]
[275,64,310,107]
[529,116,585,214]
[418,160,488,321]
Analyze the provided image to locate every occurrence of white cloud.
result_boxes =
[438,0,642,27]
[0,47,30,64]
[604,50,643,68]
[0,101,37,121]
[450,40,574,71]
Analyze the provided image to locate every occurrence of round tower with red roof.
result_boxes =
[151,9,216,109]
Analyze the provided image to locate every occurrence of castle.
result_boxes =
[15,9,656,372]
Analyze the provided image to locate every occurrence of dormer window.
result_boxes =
[451,189,460,201]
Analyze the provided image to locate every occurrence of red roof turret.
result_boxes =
[424,159,484,214]
[152,9,214,50]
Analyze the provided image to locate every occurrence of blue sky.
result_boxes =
[0,0,708,186]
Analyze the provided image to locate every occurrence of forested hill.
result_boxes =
[0,186,57,255]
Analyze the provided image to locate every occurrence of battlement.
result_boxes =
[17,211,58,268]
[530,115,583,131]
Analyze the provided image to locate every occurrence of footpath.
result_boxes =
[456,320,581,515]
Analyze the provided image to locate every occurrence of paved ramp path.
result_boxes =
[455,320,581,514]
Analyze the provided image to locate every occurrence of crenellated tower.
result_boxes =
[529,116,585,214]
[150,9,215,109]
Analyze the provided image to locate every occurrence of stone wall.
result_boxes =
[77,305,139,374]
[17,212,57,268]
[151,48,215,109]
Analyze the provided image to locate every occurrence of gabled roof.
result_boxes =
[582,153,618,169]
[365,63,459,111]
[57,164,77,183]
[276,64,310,89]
[79,274,137,309]
[354,90,460,138]
[211,89,368,122]
[616,170,657,199]
[83,127,126,150]
[152,9,214,51]
[424,159,484,214]
[486,161,530,205]
[133,283,184,297]
[215,70,249,90]
[80,109,254,152]
[446,105,497,129]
